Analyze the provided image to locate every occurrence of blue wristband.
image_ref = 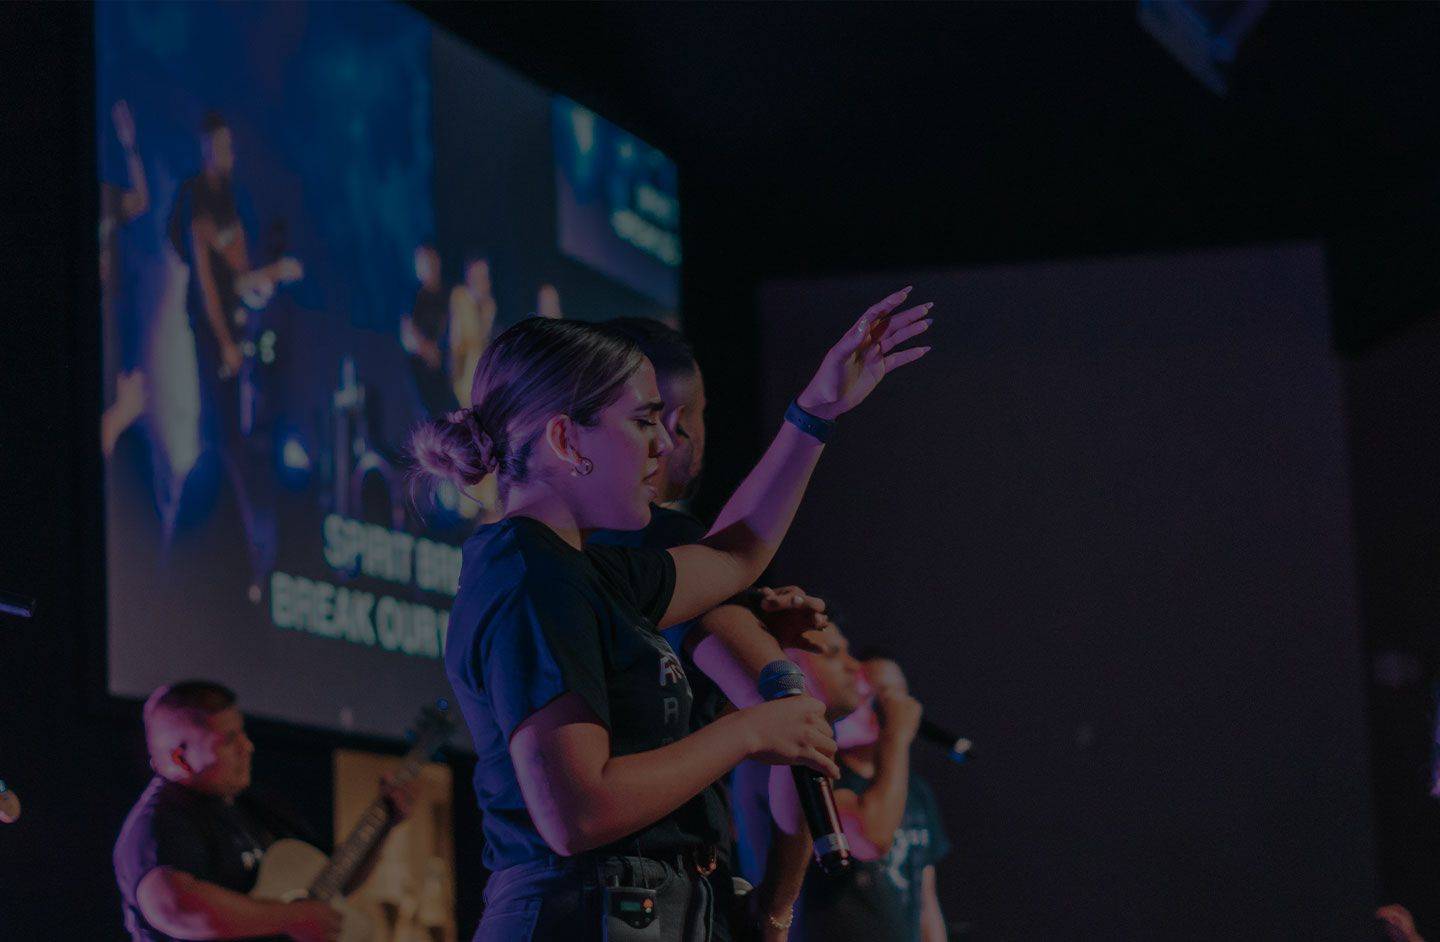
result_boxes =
[785,399,836,443]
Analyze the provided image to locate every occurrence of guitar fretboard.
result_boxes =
[306,738,435,901]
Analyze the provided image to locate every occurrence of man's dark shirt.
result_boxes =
[410,285,448,345]
[407,284,454,413]
[113,776,320,942]
[170,174,244,334]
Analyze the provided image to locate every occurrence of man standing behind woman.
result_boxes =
[820,650,950,942]
[588,318,835,941]
[733,630,951,942]
[401,243,454,416]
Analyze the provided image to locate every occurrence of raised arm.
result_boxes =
[136,868,338,941]
[662,287,933,626]
[839,689,922,858]
[112,101,150,221]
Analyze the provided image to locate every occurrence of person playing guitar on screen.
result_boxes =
[114,681,416,942]
[168,112,303,604]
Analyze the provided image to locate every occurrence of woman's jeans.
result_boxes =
[475,853,728,942]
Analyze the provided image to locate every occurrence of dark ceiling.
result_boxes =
[412,2,1440,501]
[417,1,1440,277]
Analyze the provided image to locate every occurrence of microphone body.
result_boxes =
[918,718,974,762]
[757,661,851,875]
[0,589,36,619]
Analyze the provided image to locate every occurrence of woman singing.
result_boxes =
[410,287,932,941]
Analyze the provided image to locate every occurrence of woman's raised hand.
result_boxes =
[796,286,933,421]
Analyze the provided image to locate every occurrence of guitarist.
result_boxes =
[114,681,414,942]
[169,112,302,604]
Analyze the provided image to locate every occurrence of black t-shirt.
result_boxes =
[799,765,951,942]
[447,516,708,872]
[170,175,243,331]
[113,777,319,942]
[597,503,708,552]
[410,285,448,347]
[589,505,715,718]
[590,504,733,858]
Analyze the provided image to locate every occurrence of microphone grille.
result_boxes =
[757,660,806,701]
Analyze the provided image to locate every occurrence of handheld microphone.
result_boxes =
[919,718,974,763]
[757,660,851,875]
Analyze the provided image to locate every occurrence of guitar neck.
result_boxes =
[306,753,426,901]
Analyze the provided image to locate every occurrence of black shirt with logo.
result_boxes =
[588,505,716,726]
[113,776,319,942]
[447,516,707,872]
[589,504,733,859]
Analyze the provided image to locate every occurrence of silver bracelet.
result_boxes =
[762,907,794,931]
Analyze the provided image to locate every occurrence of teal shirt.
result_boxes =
[799,765,951,942]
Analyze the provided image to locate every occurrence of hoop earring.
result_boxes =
[571,457,594,477]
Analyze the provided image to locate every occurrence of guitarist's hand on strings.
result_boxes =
[282,899,341,942]
[274,256,304,283]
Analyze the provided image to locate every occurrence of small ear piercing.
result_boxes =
[570,457,594,477]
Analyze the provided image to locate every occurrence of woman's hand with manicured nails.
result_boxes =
[662,288,933,628]
[797,286,934,421]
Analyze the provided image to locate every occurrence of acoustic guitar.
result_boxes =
[249,704,454,942]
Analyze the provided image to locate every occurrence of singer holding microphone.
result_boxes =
[410,288,933,941]
[818,650,951,942]
[734,632,952,941]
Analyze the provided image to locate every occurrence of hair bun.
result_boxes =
[410,319,643,499]
[412,409,489,490]
[473,426,499,475]
[448,407,499,476]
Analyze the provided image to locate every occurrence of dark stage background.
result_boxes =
[6,3,1440,940]
[761,244,1373,938]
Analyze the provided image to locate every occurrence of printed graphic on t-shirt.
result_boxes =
[658,649,685,687]
[882,823,933,891]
